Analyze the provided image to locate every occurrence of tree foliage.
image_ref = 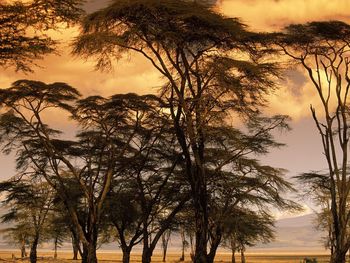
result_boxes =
[0,0,84,71]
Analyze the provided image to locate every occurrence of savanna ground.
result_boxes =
[0,251,336,263]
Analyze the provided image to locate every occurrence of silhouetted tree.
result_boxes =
[295,172,334,254]
[203,116,298,262]
[222,209,274,263]
[0,178,55,263]
[73,1,282,262]
[279,21,350,263]
[1,222,30,258]
[0,0,83,71]
[0,82,152,263]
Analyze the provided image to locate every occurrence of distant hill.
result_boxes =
[253,213,327,253]
[0,213,329,254]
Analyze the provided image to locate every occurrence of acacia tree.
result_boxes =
[295,172,334,254]
[101,95,181,263]
[73,1,281,262]
[105,103,190,263]
[222,208,274,263]
[279,21,350,263]
[0,81,152,263]
[0,178,55,263]
[46,205,73,259]
[1,223,30,258]
[0,0,83,71]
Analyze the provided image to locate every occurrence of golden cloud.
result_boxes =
[220,0,350,31]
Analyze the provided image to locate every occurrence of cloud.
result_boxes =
[2,0,349,123]
[220,0,350,31]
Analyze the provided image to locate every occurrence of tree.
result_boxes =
[1,222,30,258]
[161,229,171,263]
[0,178,55,263]
[222,209,274,263]
[295,172,334,254]
[104,99,190,263]
[46,206,72,259]
[202,117,298,263]
[0,0,84,71]
[0,81,152,263]
[279,21,350,263]
[73,1,282,262]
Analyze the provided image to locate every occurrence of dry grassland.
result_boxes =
[0,251,335,263]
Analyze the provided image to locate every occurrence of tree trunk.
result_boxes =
[162,242,167,262]
[71,231,80,260]
[82,242,98,263]
[142,247,152,263]
[30,235,39,263]
[121,246,131,263]
[73,245,79,260]
[331,248,347,263]
[230,238,236,263]
[54,236,58,259]
[206,226,222,263]
[231,250,236,263]
[180,229,186,261]
[240,248,245,263]
[161,230,171,262]
[193,169,208,263]
[189,231,195,261]
[21,239,27,258]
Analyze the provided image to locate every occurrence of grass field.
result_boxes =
[0,251,335,263]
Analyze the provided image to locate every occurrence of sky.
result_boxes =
[1,0,350,218]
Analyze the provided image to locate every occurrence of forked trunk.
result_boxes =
[71,231,80,260]
[161,230,171,262]
[206,226,222,263]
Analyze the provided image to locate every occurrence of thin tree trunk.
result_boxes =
[54,236,58,259]
[180,229,186,261]
[161,230,171,262]
[71,229,81,260]
[73,244,79,260]
[230,238,236,263]
[240,247,245,263]
[189,231,195,261]
[30,235,39,263]
[231,250,236,263]
[21,238,27,258]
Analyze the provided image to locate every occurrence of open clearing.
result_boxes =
[0,251,335,263]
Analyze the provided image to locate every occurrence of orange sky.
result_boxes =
[2,0,349,120]
[1,0,349,218]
